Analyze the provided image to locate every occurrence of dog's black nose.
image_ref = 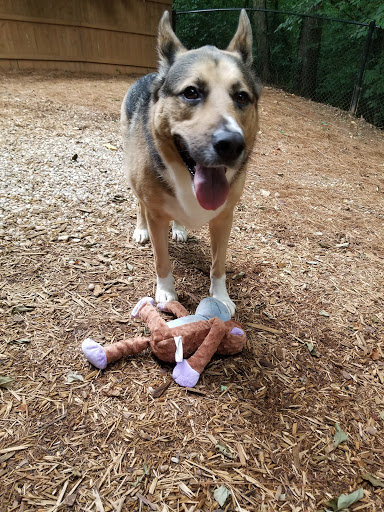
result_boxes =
[213,130,245,164]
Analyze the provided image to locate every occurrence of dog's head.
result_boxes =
[151,10,260,211]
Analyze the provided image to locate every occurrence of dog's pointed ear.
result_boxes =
[226,9,253,66]
[157,11,185,69]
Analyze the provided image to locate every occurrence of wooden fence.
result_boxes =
[0,0,172,73]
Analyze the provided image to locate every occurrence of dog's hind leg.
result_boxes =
[209,210,236,316]
[172,221,187,242]
[132,201,150,244]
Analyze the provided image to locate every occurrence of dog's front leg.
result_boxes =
[209,210,236,316]
[146,213,178,303]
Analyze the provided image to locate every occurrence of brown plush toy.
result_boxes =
[82,297,246,387]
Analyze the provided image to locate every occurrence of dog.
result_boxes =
[121,9,260,316]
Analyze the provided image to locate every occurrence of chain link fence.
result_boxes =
[174,8,384,129]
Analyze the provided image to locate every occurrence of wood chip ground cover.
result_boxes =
[0,71,383,511]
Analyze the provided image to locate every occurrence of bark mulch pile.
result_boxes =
[0,71,383,511]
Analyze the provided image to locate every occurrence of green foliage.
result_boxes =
[172,1,384,127]
[274,0,384,28]
[333,423,348,448]
[214,485,231,507]
[173,0,245,50]
[325,487,364,511]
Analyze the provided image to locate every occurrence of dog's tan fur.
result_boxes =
[121,10,260,315]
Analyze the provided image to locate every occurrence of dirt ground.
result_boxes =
[0,71,383,512]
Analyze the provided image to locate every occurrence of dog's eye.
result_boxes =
[182,87,200,101]
[234,91,250,107]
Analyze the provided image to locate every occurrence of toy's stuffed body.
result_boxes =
[82,297,246,387]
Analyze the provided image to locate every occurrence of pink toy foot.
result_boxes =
[131,297,155,318]
[82,338,108,370]
[173,360,200,387]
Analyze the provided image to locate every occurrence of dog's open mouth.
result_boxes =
[174,135,196,176]
[174,135,230,211]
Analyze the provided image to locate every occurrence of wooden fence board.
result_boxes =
[0,0,170,34]
[0,59,152,74]
[0,0,172,73]
[1,20,157,67]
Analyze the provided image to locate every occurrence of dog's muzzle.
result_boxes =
[174,134,235,211]
[212,129,245,167]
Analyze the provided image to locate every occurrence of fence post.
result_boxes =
[350,19,376,115]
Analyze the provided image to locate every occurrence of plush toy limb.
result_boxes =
[82,338,108,369]
[187,317,227,373]
[132,297,155,318]
[231,327,244,336]
[172,317,227,387]
[157,300,190,318]
[82,336,150,369]
[104,337,150,363]
[136,302,169,333]
[173,360,200,387]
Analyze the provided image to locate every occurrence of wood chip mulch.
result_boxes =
[0,71,383,511]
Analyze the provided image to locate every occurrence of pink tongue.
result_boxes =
[194,165,229,210]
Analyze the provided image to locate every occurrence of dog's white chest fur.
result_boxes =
[164,189,222,230]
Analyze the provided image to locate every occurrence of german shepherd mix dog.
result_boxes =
[121,9,260,316]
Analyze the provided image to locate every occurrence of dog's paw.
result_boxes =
[214,295,236,317]
[156,288,178,303]
[156,273,178,303]
[132,228,150,244]
[172,222,188,242]
[210,274,236,317]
